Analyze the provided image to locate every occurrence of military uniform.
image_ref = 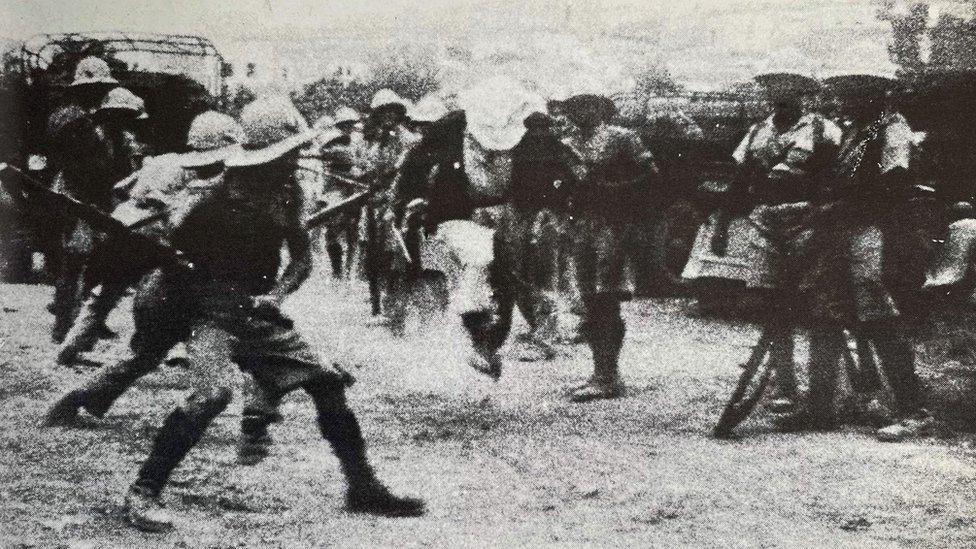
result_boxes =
[106,98,423,531]
[319,129,365,278]
[48,94,146,343]
[45,112,293,456]
[55,110,241,365]
[562,116,657,401]
[358,125,421,316]
[683,112,843,287]
[783,108,929,434]
[472,122,578,368]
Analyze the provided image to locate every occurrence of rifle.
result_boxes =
[709,165,758,256]
[304,190,371,230]
[0,162,192,271]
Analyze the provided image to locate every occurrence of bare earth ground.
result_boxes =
[2,278,976,548]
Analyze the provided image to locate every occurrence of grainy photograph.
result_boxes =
[1,0,975,547]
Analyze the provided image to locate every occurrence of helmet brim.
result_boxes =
[224,129,320,168]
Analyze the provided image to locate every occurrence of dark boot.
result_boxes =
[42,388,88,426]
[776,327,841,432]
[327,241,344,279]
[51,255,86,344]
[132,390,231,498]
[852,334,883,395]
[313,391,425,517]
[237,425,273,466]
[571,299,625,403]
[50,350,164,427]
[461,310,505,380]
[56,285,126,365]
[237,394,280,466]
[871,326,924,418]
[383,273,408,337]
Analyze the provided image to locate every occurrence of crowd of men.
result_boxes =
[4,55,959,532]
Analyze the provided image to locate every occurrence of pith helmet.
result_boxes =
[370,88,411,115]
[409,95,448,123]
[180,111,244,168]
[334,106,361,125]
[224,97,319,167]
[71,56,119,87]
[97,87,148,119]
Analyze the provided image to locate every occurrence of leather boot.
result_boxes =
[133,392,231,497]
[56,284,125,365]
[776,327,841,432]
[314,395,425,517]
[327,241,344,279]
[570,302,625,403]
[461,310,503,380]
[871,325,924,418]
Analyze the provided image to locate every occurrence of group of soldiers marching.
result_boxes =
[4,55,960,533]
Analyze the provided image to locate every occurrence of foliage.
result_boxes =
[633,64,684,98]
[877,0,976,74]
[289,47,441,124]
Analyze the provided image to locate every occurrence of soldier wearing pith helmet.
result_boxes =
[114,97,425,531]
[560,93,658,402]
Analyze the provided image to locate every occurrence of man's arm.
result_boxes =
[263,186,314,306]
[266,225,313,304]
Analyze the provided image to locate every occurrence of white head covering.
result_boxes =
[224,97,320,167]
[179,111,244,168]
[97,87,148,119]
[71,57,118,87]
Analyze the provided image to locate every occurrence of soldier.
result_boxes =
[358,89,421,320]
[683,74,842,412]
[49,86,149,343]
[45,111,294,465]
[30,57,120,281]
[781,75,934,439]
[559,94,659,402]
[319,106,365,278]
[461,112,578,371]
[58,97,425,531]
[53,110,241,366]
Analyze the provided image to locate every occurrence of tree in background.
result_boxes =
[877,0,976,74]
[290,45,441,124]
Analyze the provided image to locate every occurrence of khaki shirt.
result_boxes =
[563,123,656,188]
[355,126,421,189]
[734,113,843,177]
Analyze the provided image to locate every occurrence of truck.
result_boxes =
[0,31,226,282]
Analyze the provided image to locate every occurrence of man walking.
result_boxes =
[111,97,424,530]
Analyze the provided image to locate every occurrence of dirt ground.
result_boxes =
[2,278,976,548]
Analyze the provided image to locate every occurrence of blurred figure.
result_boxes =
[782,75,933,439]
[463,111,579,370]
[54,110,241,366]
[358,89,421,321]
[684,73,841,412]
[49,84,149,343]
[317,106,365,279]
[560,93,659,402]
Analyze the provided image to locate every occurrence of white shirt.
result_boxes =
[733,113,843,177]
